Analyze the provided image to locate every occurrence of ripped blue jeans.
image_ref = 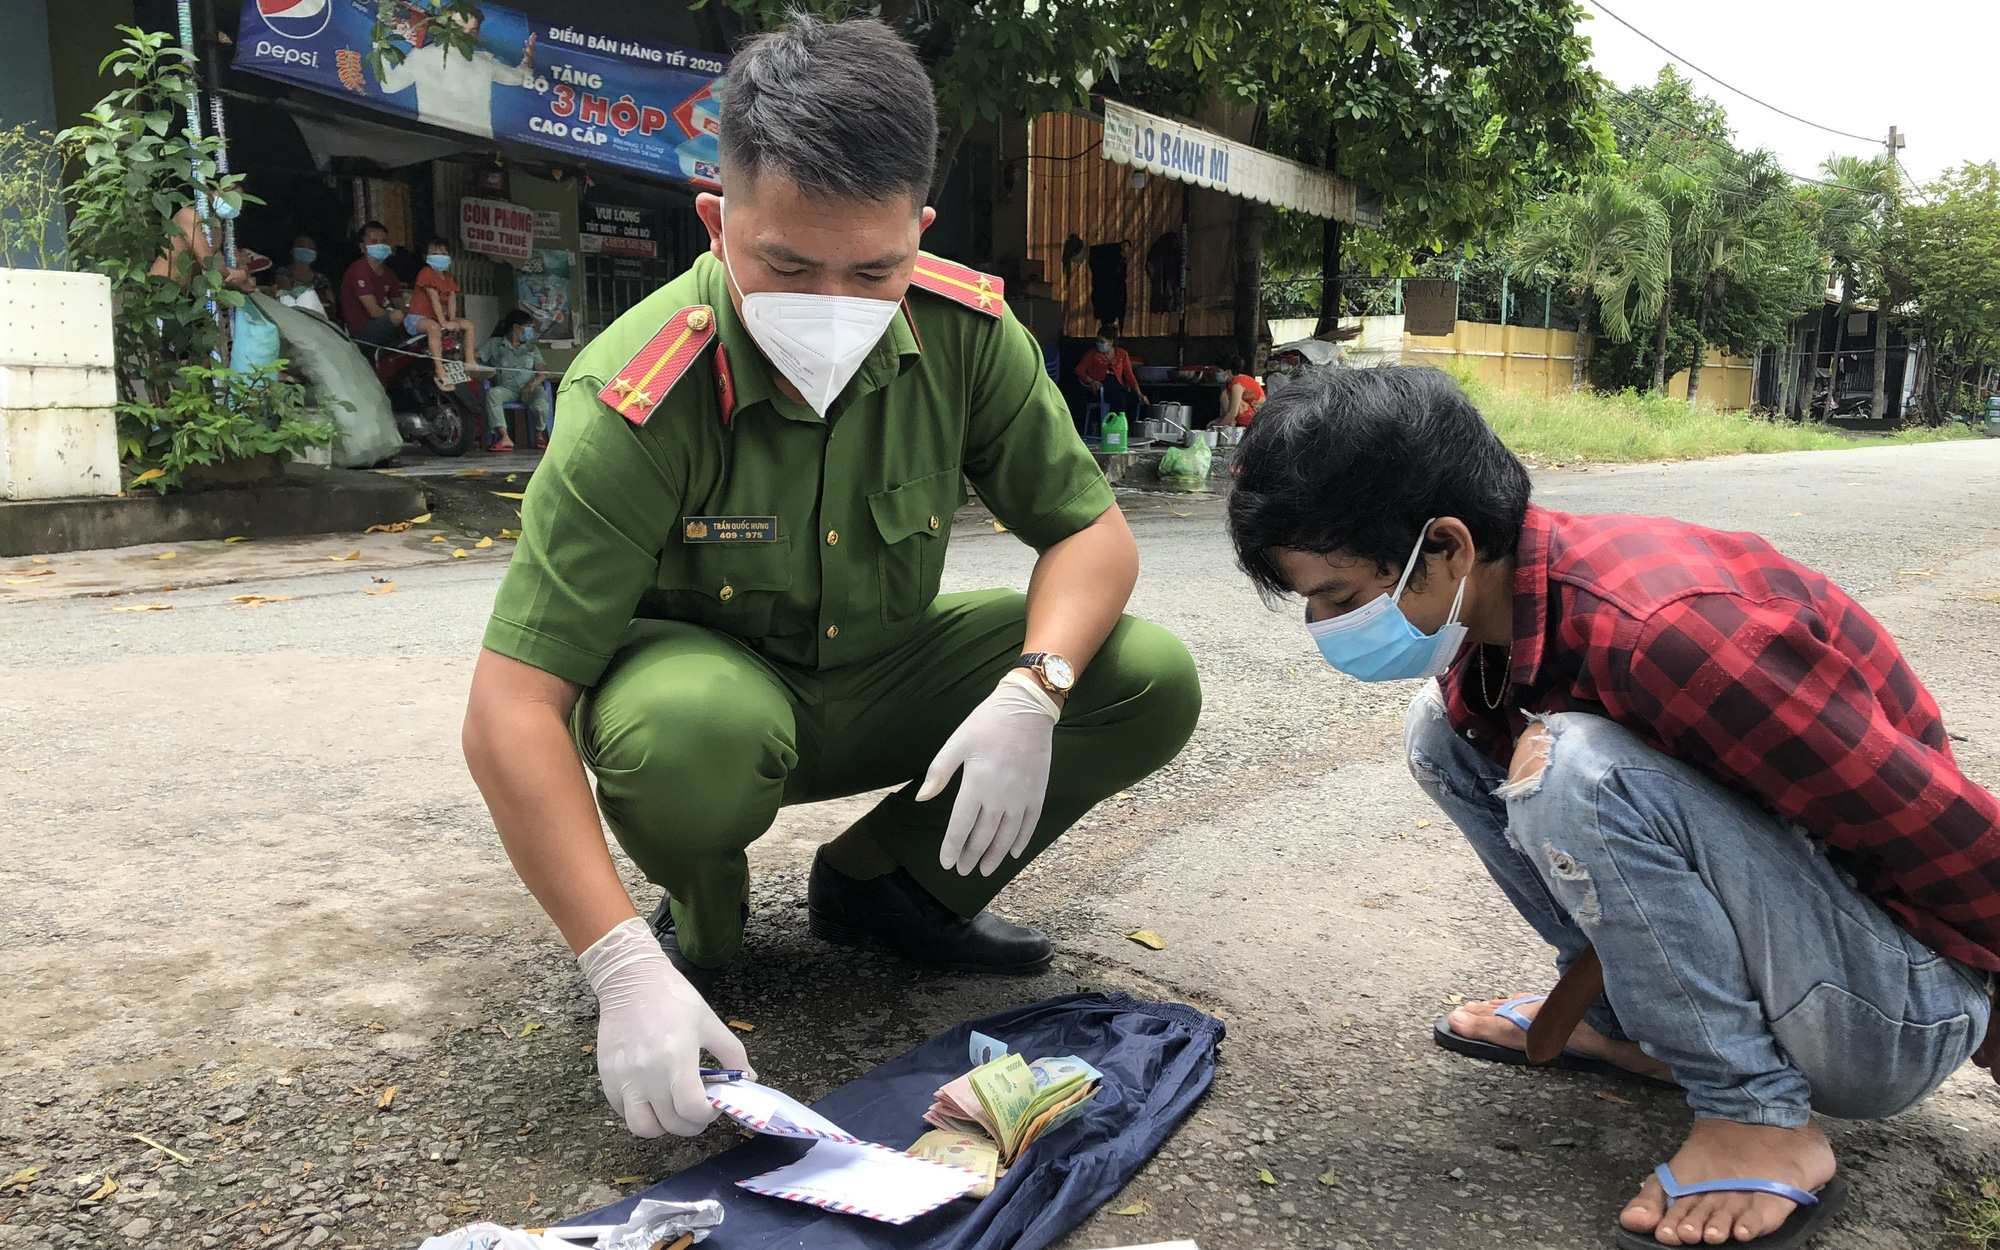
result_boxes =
[1404,683,1989,1127]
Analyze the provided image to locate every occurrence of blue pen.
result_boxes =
[700,1068,748,1083]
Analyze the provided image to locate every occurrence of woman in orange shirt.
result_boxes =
[1218,355,1266,427]
[1074,323,1149,417]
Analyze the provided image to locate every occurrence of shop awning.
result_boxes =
[1099,100,1378,224]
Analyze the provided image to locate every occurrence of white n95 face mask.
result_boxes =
[720,201,901,417]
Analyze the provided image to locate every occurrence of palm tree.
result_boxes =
[1809,155,1897,416]
[1636,165,1713,393]
[1513,177,1671,391]
[1681,150,1790,405]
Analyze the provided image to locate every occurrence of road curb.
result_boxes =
[0,464,427,557]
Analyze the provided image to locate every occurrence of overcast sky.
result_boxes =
[1577,0,1996,187]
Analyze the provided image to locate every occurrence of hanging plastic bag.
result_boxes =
[230,299,282,374]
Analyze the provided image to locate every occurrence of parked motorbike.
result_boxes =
[366,331,482,457]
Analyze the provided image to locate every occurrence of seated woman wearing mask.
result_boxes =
[1073,323,1147,420]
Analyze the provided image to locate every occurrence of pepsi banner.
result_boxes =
[236,0,727,186]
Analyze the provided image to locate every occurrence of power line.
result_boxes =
[1608,85,1882,198]
[1584,0,1882,147]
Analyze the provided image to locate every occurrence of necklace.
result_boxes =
[1478,644,1512,711]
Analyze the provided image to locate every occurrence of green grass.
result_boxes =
[1456,374,1977,465]
[1947,1179,2000,1248]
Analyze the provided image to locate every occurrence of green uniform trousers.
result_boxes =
[575,589,1201,967]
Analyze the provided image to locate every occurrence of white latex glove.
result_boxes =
[576,917,754,1138]
[917,670,1060,877]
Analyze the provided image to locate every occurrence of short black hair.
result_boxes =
[360,220,388,237]
[426,237,451,252]
[1227,366,1531,602]
[1221,354,1245,373]
[499,309,535,332]
[720,14,938,204]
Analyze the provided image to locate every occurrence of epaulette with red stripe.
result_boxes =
[909,254,1005,317]
[597,305,718,426]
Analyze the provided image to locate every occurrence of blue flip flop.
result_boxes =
[1432,995,1678,1089]
[1612,1164,1850,1249]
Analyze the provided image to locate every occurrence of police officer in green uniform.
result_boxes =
[462,15,1201,1140]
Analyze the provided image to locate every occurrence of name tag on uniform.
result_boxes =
[683,516,779,543]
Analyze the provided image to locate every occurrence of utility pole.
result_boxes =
[1873,125,1905,422]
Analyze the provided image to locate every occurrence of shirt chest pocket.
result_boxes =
[868,467,963,624]
[655,536,794,638]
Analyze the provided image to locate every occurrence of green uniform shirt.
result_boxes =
[483,253,1116,686]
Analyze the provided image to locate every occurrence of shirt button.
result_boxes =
[826,624,839,639]
[929,516,940,530]
[719,585,734,602]
[826,530,839,546]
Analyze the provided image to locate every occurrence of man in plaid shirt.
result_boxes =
[1228,366,1993,1248]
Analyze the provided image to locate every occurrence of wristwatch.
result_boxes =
[1013,652,1076,697]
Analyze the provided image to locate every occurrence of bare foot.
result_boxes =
[1447,995,1675,1082]
[1620,1117,1835,1244]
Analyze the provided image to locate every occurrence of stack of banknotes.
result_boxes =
[905,1042,1103,1197]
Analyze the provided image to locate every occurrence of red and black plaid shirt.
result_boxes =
[1445,504,2000,973]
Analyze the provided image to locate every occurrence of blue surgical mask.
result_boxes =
[426,254,452,272]
[520,327,535,342]
[292,247,316,264]
[1305,521,1470,682]
[1095,340,1112,354]
[365,243,392,262]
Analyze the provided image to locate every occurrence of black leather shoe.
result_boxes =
[646,895,745,998]
[807,851,1052,974]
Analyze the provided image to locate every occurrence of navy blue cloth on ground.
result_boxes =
[562,993,1223,1250]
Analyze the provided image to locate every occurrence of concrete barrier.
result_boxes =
[0,268,121,500]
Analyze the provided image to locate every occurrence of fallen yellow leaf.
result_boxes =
[5,567,54,577]
[223,535,249,543]
[409,512,433,523]
[506,474,519,482]
[332,550,360,562]
[1416,819,1432,828]
[610,1175,648,1185]
[490,491,526,500]
[1977,591,2000,605]
[991,519,1008,532]
[431,535,448,543]
[455,469,486,477]
[1787,511,1803,517]
[4,1165,43,1186]
[364,582,396,596]
[1595,1090,1632,1105]
[229,594,295,607]
[1115,1199,1149,1216]
[1123,928,1166,950]
[378,1087,397,1110]
[154,551,178,560]
[109,603,172,612]
[727,1020,756,1033]
[364,521,413,534]
[1258,1168,1277,1186]
[475,536,494,549]
[452,548,468,559]
[86,1176,117,1202]
[1442,992,1463,1005]
[1897,568,1934,577]
[519,1021,542,1036]
[1318,1168,1338,1186]
[30,557,47,564]
[500,529,522,540]
[131,468,165,484]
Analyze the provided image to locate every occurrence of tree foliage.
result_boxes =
[1512,177,1668,388]
[1882,162,2000,417]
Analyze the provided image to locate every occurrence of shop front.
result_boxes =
[218,0,729,390]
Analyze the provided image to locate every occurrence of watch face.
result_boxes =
[1043,655,1075,690]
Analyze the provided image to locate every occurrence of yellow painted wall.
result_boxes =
[1402,322,1758,409]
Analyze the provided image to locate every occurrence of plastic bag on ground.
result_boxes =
[414,1223,562,1250]
[249,292,401,468]
[1155,439,1212,491]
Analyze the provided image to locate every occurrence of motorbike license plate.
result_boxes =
[441,361,469,386]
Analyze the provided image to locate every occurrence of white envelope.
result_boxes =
[736,1140,981,1225]
[705,1078,862,1144]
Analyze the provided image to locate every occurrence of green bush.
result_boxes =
[117,363,333,493]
